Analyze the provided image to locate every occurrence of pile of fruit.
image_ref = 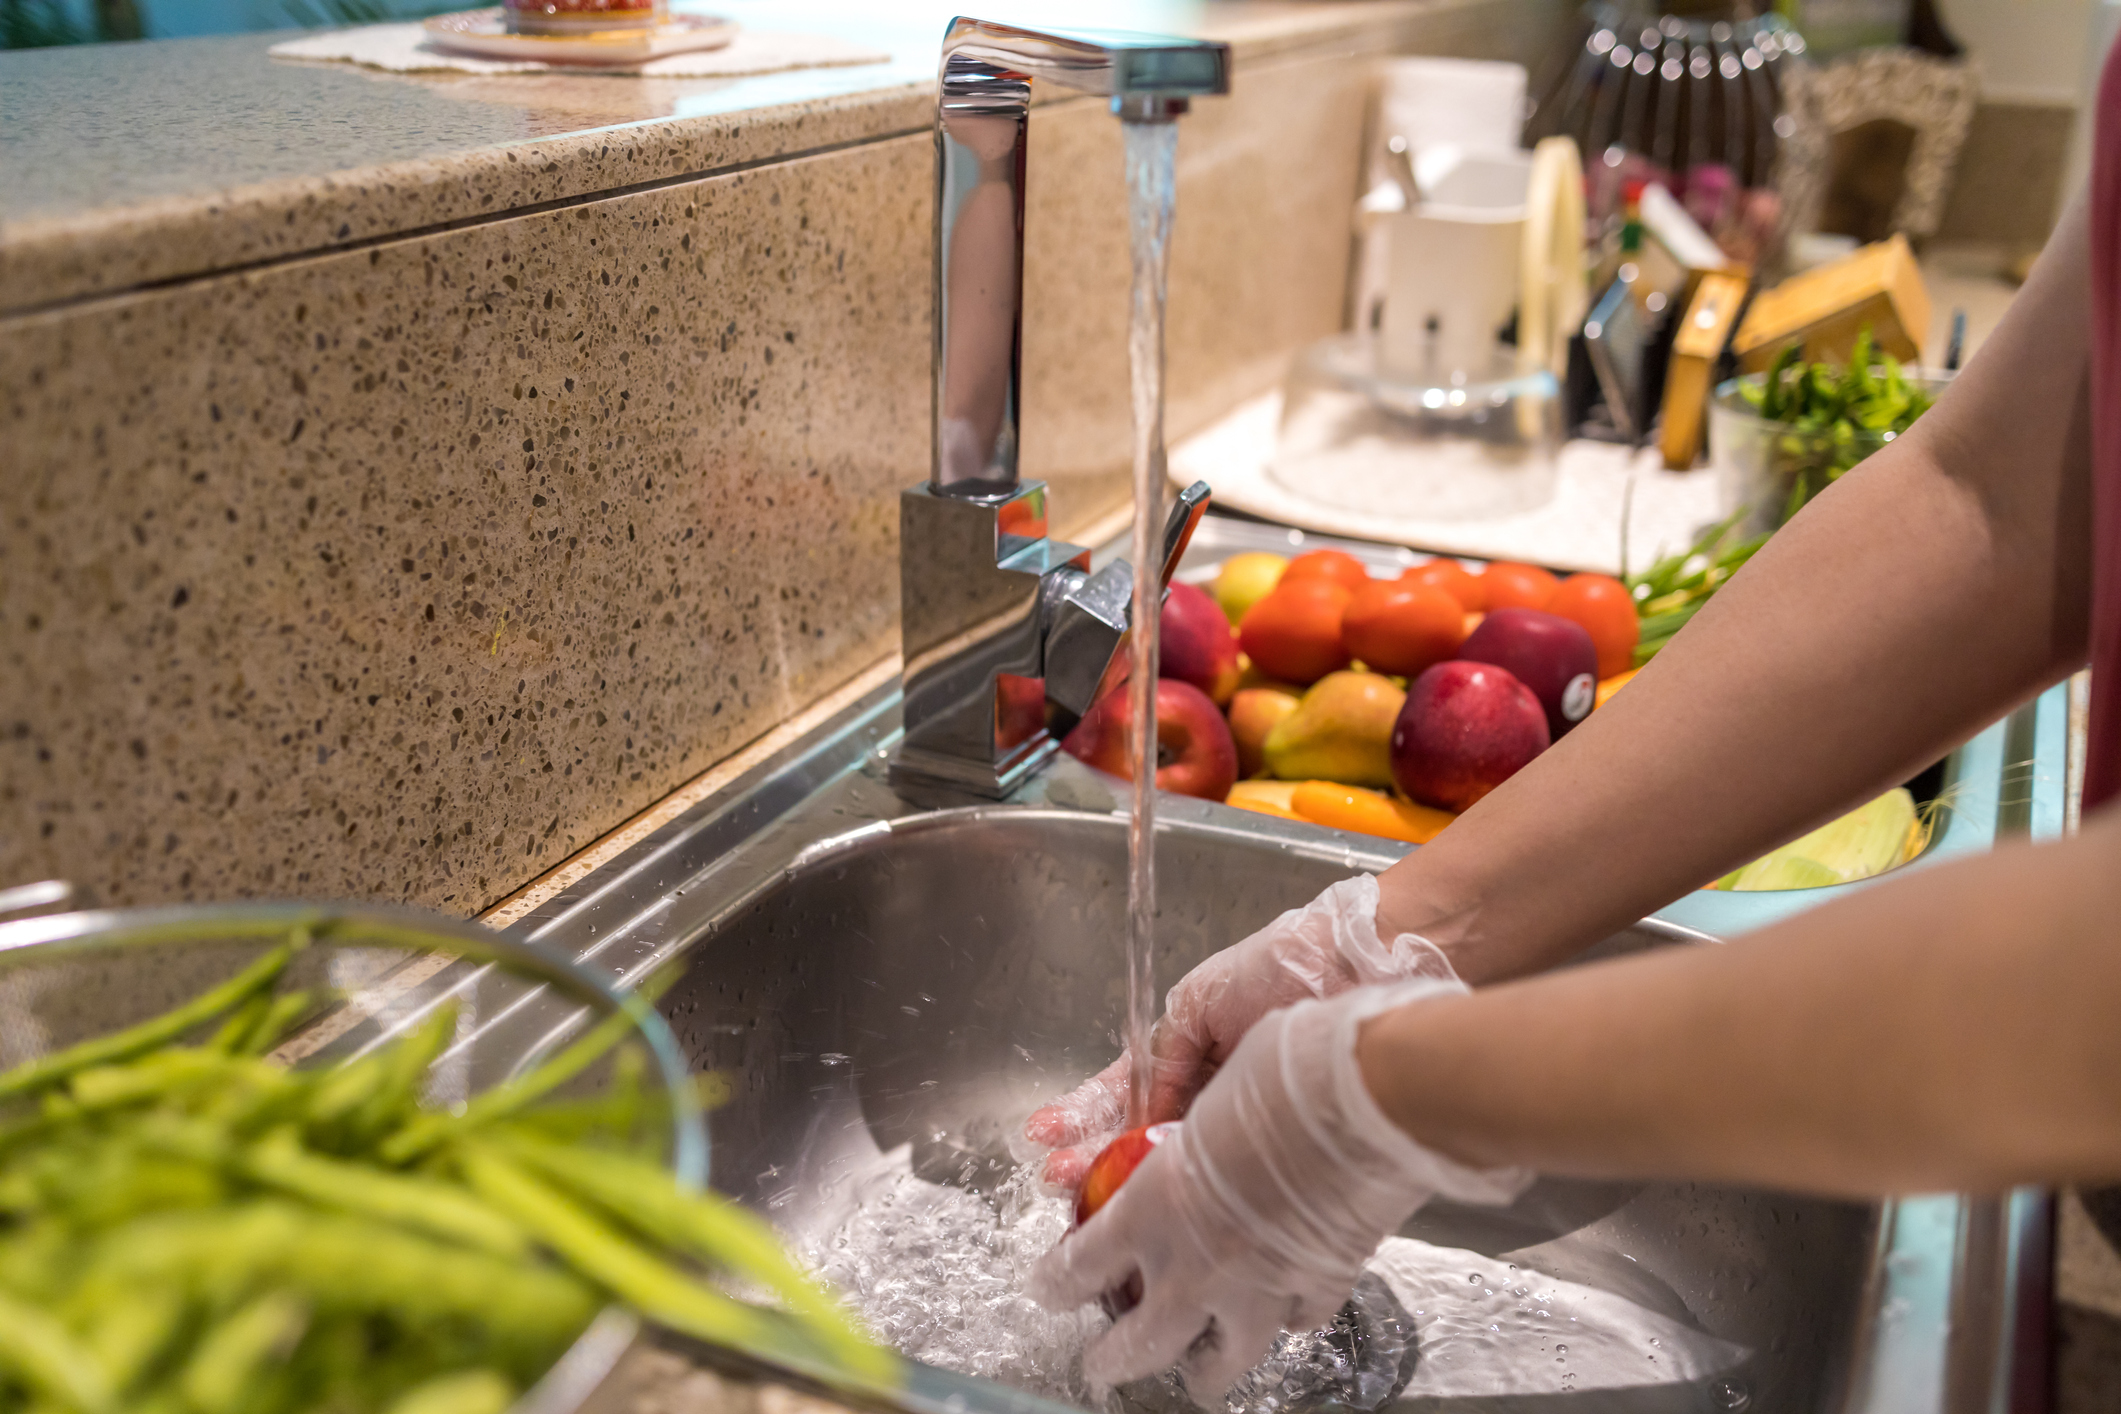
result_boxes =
[1061,546,1643,844]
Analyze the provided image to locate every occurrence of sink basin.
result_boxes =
[503,517,2068,1414]
[655,797,1870,1412]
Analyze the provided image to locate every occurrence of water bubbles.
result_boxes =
[1556,1344,1567,1355]
[801,1162,1098,1404]
[1710,1377,1752,1410]
[1468,1273,1482,1284]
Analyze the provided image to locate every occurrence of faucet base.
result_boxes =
[889,733,1060,800]
[894,481,1087,800]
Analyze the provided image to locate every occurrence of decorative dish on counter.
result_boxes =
[423,8,734,64]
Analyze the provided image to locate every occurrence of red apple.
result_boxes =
[1073,1121,1178,1315]
[995,673,1046,752]
[1061,678,1239,802]
[1390,661,1549,812]
[1075,1122,1178,1226]
[1159,581,1242,705]
[1456,608,1599,739]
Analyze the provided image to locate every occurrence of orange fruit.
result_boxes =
[1595,667,1639,708]
[1281,548,1373,594]
[1290,780,1455,844]
[1239,580,1352,684]
[1341,580,1467,677]
[1227,797,1308,822]
[1480,561,1559,612]
[1548,574,1640,678]
[1401,558,1485,612]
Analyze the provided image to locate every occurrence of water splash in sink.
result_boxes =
[799,1153,1101,1405]
[798,1146,1751,1411]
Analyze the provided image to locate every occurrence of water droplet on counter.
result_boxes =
[1468,1273,1481,1284]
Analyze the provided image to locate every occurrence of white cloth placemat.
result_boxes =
[269,21,887,76]
[1170,391,1728,576]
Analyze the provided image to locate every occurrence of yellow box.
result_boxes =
[1731,234,1929,372]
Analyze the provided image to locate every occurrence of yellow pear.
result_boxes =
[1227,685,1301,778]
[1213,552,1288,626]
[1261,671,1406,788]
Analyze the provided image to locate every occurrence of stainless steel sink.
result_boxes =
[506,517,2066,1414]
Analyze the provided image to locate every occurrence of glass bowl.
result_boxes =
[1270,333,1563,522]
[0,900,706,1414]
[1708,372,1952,537]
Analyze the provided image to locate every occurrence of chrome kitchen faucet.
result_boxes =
[893,16,1229,797]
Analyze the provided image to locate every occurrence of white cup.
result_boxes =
[1379,151,1531,380]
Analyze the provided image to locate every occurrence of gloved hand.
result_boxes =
[1023,874,1460,1186]
[1027,980,1532,1398]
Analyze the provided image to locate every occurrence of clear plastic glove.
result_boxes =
[1027,981,1532,1398]
[1023,875,1459,1186]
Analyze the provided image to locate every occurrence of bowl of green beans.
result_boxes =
[1709,332,1948,536]
[0,902,892,1414]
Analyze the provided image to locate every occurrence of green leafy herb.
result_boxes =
[1624,510,1770,666]
[1734,328,1937,519]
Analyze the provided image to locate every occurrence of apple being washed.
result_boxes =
[1075,1122,1178,1226]
[1160,581,1243,705]
[1456,608,1599,739]
[1390,660,1549,812]
[1073,1122,1178,1315]
[1062,678,1239,802]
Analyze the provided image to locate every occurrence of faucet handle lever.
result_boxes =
[1159,481,1211,591]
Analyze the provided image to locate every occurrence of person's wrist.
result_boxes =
[1355,992,1497,1170]
[1372,867,1487,978]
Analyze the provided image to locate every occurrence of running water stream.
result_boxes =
[1120,114,1180,1128]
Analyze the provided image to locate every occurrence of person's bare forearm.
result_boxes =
[1360,807,2121,1195]
[1378,200,2097,982]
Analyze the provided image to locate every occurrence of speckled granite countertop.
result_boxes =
[0,0,1439,311]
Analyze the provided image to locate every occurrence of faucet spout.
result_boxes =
[931,17,1231,498]
[895,17,1227,798]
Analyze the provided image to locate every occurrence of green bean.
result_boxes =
[454,1146,816,1367]
[231,993,316,1058]
[302,1055,387,1131]
[382,972,675,1165]
[239,1131,527,1258]
[0,1288,114,1414]
[70,1051,242,1113]
[0,943,297,1102]
[378,1369,514,1414]
[88,1203,596,1346]
[494,1132,887,1380]
[210,998,274,1056]
[336,1005,457,1149]
[178,1291,307,1414]
[78,1286,187,1395]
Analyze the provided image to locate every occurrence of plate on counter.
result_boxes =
[422,8,735,64]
